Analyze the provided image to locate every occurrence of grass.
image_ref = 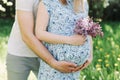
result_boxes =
[0,19,13,80]
[0,19,120,80]
[0,19,13,63]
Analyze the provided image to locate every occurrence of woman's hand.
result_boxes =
[74,53,93,71]
[73,36,93,71]
[68,34,86,46]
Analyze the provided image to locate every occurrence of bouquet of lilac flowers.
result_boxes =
[74,17,104,38]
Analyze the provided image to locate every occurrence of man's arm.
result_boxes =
[16,10,77,73]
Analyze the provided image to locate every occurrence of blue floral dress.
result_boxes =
[38,0,92,80]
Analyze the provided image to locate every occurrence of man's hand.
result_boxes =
[50,53,92,73]
[51,60,77,73]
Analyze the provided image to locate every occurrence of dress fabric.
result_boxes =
[38,0,91,80]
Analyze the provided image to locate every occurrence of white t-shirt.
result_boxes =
[8,0,40,57]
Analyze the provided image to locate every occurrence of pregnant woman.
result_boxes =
[35,0,93,80]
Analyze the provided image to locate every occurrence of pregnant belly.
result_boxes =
[44,36,92,66]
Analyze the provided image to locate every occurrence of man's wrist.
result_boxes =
[48,58,58,68]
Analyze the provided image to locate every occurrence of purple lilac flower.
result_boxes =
[74,17,104,38]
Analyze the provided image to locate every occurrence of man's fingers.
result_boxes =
[59,62,77,73]
[63,66,77,73]
[67,62,77,68]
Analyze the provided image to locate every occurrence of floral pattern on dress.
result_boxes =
[38,0,91,80]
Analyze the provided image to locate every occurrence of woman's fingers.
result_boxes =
[73,60,90,72]
[74,55,93,72]
[79,60,89,70]
[69,35,86,46]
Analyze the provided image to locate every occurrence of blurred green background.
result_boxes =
[0,0,120,80]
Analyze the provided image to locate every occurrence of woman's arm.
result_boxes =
[35,2,86,45]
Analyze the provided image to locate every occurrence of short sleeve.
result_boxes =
[84,0,89,15]
[16,0,35,11]
[41,0,53,15]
